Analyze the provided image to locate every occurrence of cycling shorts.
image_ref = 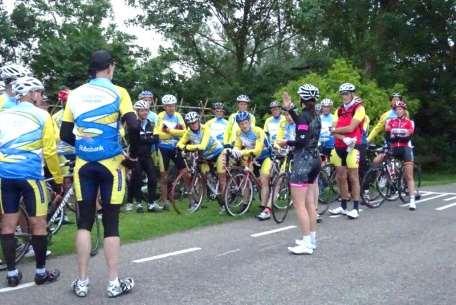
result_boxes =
[330,148,360,169]
[0,178,48,217]
[159,148,186,172]
[151,149,164,173]
[73,155,126,205]
[244,157,272,177]
[390,147,414,162]
[289,149,320,184]
[201,153,224,175]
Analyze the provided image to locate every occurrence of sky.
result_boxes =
[3,0,167,56]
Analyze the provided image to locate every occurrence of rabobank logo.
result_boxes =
[79,145,104,152]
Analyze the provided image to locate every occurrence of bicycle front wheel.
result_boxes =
[224,173,253,216]
[399,163,422,203]
[361,167,385,208]
[271,173,291,223]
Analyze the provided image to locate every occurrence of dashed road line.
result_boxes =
[132,247,202,263]
[0,282,35,293]
[443,196,456,202]
[215,249,241,257]
[400,193,449,207]
[250,225,296,238]
[435,202,456,211]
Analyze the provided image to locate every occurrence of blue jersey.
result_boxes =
[319,113,335,149]
[206,117,228,143]
[0,93,18,111]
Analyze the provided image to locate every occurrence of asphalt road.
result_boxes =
[1,183,456,305]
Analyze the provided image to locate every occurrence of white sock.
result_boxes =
[109,277,120,286]
[36,268,46,275]
[79,278,89,285]
[310,231,317,245]
[302,235,311,247]
[410,197,415,204]
[7,269,18,277]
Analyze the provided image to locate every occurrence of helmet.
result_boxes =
[315,103,322,112]
[235,111,250,123]
[138,90,154,99]
[297,84,320,101]
[339,82,356,93]
[162,94,177,105]
[57,89,70,103]
[12,77,44,97]
[0,81,4,93]
[134,100,150,110]
[392,100,407,109]
[320,98,333,107]
[0,63,32,83]
[212,102,224,110]
[184,111,200,124]
[269,100,280,108]
[236,94,250,103]
[390,92,402,100]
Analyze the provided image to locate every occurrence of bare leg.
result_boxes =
[75,229,91,280]
[291,187,310,236]
[103,236,120,281]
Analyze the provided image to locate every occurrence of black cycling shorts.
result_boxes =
[160,148,186,171]
[0,179,48,217]
[391,147,414,162]
[289,148,321,184]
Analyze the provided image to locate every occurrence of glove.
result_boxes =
[342,137,353,146]
[175,124,184,130]
[231,148,242,159]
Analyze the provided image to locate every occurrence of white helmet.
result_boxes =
[297,84,319,101]
[12,77,44,97]
[320,98,333,107]
[339,82,356,93]
[184,111,200,124]
[134,100,150,110]
[1,63,32,82]
[0,81,4,94]
[162,94,177,105]
[236,94,250,103]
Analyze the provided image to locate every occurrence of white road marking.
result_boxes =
[444,196,456,202]
[132,247,202,263]
[420,191,435,197]
[436,202,456,211]
[0,282,35,293]
[400,194,448,207]
[250,225,296,238]
[215,249,241,257]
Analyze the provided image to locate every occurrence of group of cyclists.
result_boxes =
[0,49,418,296]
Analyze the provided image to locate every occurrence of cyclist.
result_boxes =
[128,100,161,213]
[318,98,335,159]
[223,94,256,147]
[177,111,225,211]
[276,85,321,255]
[328,83,366,220]
[205,102,228,143]
[263,100,284,145]
[385,100,417,210]
[0,76,62,287]
[229,111,272,220]
[275,106,296,150]
[138,90,158,125]
[154,94,186,210]
[60,50,139,297]
[0,63,32,111]
[368,93,406,143]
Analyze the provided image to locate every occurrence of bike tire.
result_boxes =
[271,173,291,223]
[170,172,191,214]
[90,214,101,257]
[361,167,385,208]
[317,171,333,215]
[398,163,422,203]
[224,173,253,216]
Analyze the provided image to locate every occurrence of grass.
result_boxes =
[421,171,456,186]
[47,200,259,257]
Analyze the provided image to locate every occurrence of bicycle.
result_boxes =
[361,148,421,208]
[270,149,293,223]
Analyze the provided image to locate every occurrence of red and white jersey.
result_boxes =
[385,117,414,148]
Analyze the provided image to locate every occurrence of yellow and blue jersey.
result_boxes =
[0,101,62,183]
[234,126,270,161]
[153,111,186,150]
[224,111,256,145]
[0,93,18,112]
[62,78,133,162]
[205,117,228,143]
[177,124,223,160]
[263,115,284,145]
[275,119,296,148]
[319,113,335,149]
[52,108,75,156]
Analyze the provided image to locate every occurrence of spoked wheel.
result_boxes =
[361,168,385,208]
[224,173,253,216]
[399,163,422,203]
[271,173,291,223]
[0,205,32,271]
[170,172,190,214]
[317,170,336,215]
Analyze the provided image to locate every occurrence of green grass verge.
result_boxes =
[421,171,456,186]
[47,200,259,257]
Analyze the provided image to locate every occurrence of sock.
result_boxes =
[302,235,311,247]
[310,231,316,244]
[7,269,19,277]
[341,199,348,210]
[79,278,89,285]
[410,197,415,204]
[109,277,120,286]
[31,235,48,269]
[1,234,17,271]
[353,200,359,211]
[36,267,46,275]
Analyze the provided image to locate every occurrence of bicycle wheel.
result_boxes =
[399,163,422,203]
[317,171,333,215]
[361,167,385,208]
[271,173,291,223]
[170,172,193,214]
[186,175,205,213]
[0,205,32,271]
[224,173,253,216]
[90,213,101,257]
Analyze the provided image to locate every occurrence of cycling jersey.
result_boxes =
[385,116,414,148]
[0,93,17,111]
[177,124,223,160]
[137,118,159,158]
[367,108,409,142]
[52,108,75,156]
[319,113,335,149]
[274,119,295,149]
[153,111,185,150]
[0,101,62,183]
[361,115,370,145]
[62,78,133,162]
[334,100,366,148]
[223,111,256,145]
[234,126,269,160]
[147,111,158,125]
[205,117,228,143]
[263,115,284,145]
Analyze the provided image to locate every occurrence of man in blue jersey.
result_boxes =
[319,98,335,159]
[0,63,32,111]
